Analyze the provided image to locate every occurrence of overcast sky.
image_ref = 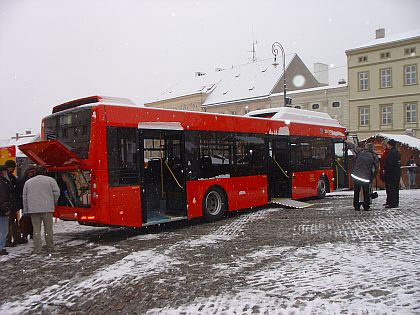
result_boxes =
[1,0,419,139]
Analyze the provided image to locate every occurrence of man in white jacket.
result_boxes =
[23,166,60,255]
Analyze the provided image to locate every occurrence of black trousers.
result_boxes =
[385,180,399,207]
[353,180,370,209]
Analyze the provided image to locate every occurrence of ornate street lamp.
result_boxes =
[272,42,288,107]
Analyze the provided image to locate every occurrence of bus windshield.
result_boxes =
[44,108,91,159]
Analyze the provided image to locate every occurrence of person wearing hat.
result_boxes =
[0,165,14,255]
[383,139,401,208]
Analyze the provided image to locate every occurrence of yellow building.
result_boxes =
[346,28,420,139]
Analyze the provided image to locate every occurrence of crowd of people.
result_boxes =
[348,139,406,211]
[0,161,60,256]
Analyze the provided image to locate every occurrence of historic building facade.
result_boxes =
[346,28,420,139]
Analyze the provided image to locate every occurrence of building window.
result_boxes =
[380,68,392,88]
[404,47,416,56]
[406,103,417,124]
[359,107,369,126]
[311,103,320,110]
[358,71,369,91]
[358,56,368,62]
[380,52,391,59]
[404,64,417,85]
[381,105,392,125]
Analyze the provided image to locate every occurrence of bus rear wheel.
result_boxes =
[202,186,227,222]
[317,178,327,199]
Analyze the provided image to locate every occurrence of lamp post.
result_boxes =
[271,42,288,107]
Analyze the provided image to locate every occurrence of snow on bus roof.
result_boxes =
[245,107,343,128]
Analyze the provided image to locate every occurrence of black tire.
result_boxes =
[202,186,227,222]
[317,177,327,199]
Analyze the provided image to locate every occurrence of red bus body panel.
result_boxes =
[108,186,141,226]
[291,169,334,199]
[18,140,86,169]
[186,175,268,219]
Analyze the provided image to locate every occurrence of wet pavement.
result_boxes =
[1,189,419,314]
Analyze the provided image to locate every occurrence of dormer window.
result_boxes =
[380,52,391,59]
[358,56,368,63]
[404,47,416,56]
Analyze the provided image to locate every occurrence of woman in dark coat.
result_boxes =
[383,139,401,208]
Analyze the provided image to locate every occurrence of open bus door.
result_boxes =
[268,136,291,199]
[333,139,349,190]
[139,127,187,225]
[333,133,359,190]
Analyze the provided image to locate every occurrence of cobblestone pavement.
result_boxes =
[1,190,420,314]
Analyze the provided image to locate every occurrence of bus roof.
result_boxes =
[52,95,137,113]
[47,96,346,139]
[245,107,342,128]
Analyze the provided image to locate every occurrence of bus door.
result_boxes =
[268,136,291,199]
[333,139,349,190]
[139,129,187,224]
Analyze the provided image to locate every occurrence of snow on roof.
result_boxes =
[347,28,420,52]
[152,55,295,105]
[151,70,225,102]
[203,56,295,106]
[364,133,420,150]
[0,135,40,157]
[245,107,343,128]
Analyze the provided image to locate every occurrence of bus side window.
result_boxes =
[107,126,139,186]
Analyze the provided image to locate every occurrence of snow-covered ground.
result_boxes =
[0,189,419,314]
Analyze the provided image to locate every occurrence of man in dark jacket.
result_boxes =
[383,139,401,208]
[348,142,379,211]
[4,160,26,246]
[0,165,14,255]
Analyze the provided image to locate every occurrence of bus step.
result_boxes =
[270,198,313,209]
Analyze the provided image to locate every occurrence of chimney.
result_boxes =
[215,68,224,72]
[25,130,31,135]
[313,62,329,85]
[195,71,206,77]
[376,28,385,39]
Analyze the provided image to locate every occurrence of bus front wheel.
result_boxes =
[317,178,327,199]
[202,186,227,222]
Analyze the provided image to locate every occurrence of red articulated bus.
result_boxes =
[19,96,347,227]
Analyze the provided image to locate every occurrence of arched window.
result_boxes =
[312,103,320,110]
